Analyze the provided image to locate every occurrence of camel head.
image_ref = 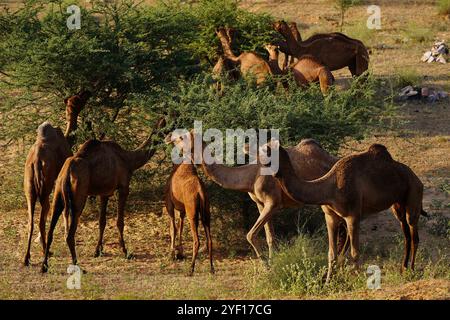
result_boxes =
[272,20,290,35]
[264,44,279,57]
[64,90,92,117]
[258,138,282,177]
[165,129,201,164]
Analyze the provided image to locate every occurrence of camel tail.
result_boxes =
[420,209,428,217]
[62,163,76,223]
[32,159,44,200]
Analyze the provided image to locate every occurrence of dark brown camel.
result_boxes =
[40,118,166,273]
[163,134,214,275]
[23,91,91,266]
[273,20,369,77]
[260,140,427,282]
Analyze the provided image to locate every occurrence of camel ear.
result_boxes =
[64,97,69,105]
[269,138,280,150]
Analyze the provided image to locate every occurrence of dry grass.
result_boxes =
[0,0,449,299]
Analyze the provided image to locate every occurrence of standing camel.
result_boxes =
[23,91,91,266]
[260,140,427,282]
[264,44,334,94]
[273,20,369,77]
[215,27,272,86]
[163,135,214,275]
[40,118,166,273]
[165,130,347,261]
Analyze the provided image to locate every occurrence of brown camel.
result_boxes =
[163,135,214,275]
[215,27,272,85]
[260,140,427,282]
[23,91,91,266]
[264,44,334,94]
[40,117,166,273]
[165,130,347,261]
[273,20,369,77]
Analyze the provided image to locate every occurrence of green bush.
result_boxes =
[437,0,450,15]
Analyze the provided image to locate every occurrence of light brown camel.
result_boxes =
[260,140,427,282]
[273,20,369,77]
[264,44,334,94]
[215,27,272,85]
[40,118,166,273]
[23,91,91,266]
[165,130,347,262]
[163,135,214,275]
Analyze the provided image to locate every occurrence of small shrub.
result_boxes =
[394,68,422,88]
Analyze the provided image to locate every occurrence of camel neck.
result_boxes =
[127,133,158,171]
[64,112,80,148]
[197,142,258,192]
[276,148,334,205]
[267,55,283,75]
[217,33,239,62]
[281,28,303,57]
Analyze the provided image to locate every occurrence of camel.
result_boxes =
[215,27,272,85]
[264,44,334,94]
[165,130,347,262]
[273,20,369,77]
[163,135,214,275]
[23,91,91,266]
[260,140,427,282]
[40,117,166,273]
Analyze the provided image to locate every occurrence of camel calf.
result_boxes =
[164,134,214,275]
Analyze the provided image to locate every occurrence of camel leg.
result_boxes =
[41,194,64,273]
[66,209,81,267]
[165,205,177,260]
[38,196,50,254]
[323,207,341,283]
[344,215,361,269]
[246,203,276,262]
[256,202,277,260]
[176,210,186,259]
[24,190,37,266]
[201,207,214,274]
[94,196,108,257]
[391,205,410,272]
[409,224,419,270]
[187,214,200,276]
[116,187,129,258]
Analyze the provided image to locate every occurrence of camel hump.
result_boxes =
[299,138,323,149]
[368,144,393,160]
[76,139,102,158]
[36,122,57,141]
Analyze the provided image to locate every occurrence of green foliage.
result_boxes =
[403,23,433,44]
[333,0,362,31]
[437,0,450,15]
[393,67,421,88]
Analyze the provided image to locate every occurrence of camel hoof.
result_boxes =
[125,252,135,260]
[210,268,215,275]
[23,259,30,267]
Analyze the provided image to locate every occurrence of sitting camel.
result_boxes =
[165,130,347,262]
[260,140,427,282]
[215,27,272,86]
[264,44,334,94]
[23,90,91,266]
[40,117,166,273]
[163,134,214,275]
[273,20,369,77]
